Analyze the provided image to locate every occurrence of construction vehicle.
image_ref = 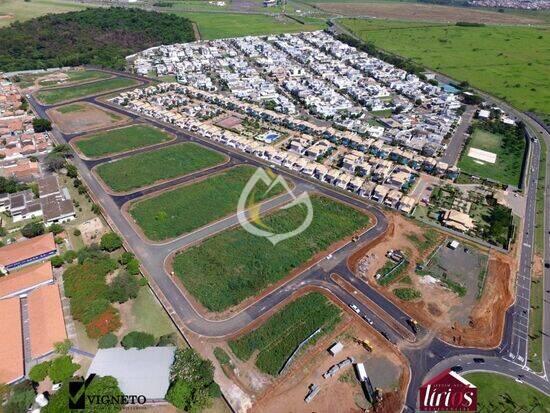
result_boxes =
[353,337,373,352]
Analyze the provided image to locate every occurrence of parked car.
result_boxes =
[451,366,463,373]
[473,358,485,363]
[349,304,360,314]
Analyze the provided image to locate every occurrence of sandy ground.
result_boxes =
[237,314,409,413]
[319,3,543,24]
[348,213,515,348]
[78,217,107,246]
[47,102,130,134]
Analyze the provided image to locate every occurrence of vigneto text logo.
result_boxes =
[418,369,477,411]
[69,374,147,409]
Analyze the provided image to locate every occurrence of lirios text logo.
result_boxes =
[419,369,477,411]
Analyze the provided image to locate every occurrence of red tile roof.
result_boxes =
[0,297,24,384]
[0,261,53,299]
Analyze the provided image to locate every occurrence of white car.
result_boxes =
[349,304,361,314]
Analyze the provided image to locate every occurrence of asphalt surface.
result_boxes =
[27,68,550,410]
[440,105,475,165]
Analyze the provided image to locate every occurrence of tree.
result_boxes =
[63,250,77,263]
[91,203,101,215]
[43,375,123,413]
[66,164,78,178]
[98,333,118,349]
[126,258,140,275]
[85,307,121,339]
[51,255,64,268]
[121,331,156,350]
[100,232,123,251]
[54,339,72,355]
[48,356,80,383]
[28,361,51,382]
[167,348,220,412]
[49,223,64,234]
[118,251,135,265]
[157,333,177,347]
[45,152,66,172]
[32,118,52,132]
[21,222,45,238]
[4,381,35,413]
[108,272,139,303]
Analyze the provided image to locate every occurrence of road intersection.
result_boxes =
[28,69,550,410]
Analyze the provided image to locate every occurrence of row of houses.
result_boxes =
[0,174,75,224]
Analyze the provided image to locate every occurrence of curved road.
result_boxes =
[27,68,550,410]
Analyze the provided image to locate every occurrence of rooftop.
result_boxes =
[0,261,53,299]
[0,297,24,384]
[0,233,56,268]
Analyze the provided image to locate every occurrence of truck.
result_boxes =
[354,362,368,382]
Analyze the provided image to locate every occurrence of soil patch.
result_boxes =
[320,3,543,24]
[47,102,130,134]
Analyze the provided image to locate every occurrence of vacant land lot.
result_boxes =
[326,4,542,24]
[35,77,138,104]
[129,166,284,241]
[172,196,370,312]
[96,142,225,193]
[341,19,550,114]
[229,292,341,375]
[0,0,89,28]
[38,70,112,87]
[464,373,549,412]
[458,128,524,186]
[177,12,325,39]
[75,124,172,158]
[47,102,129,134]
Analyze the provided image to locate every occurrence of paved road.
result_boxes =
[27,68,550,409]
[440,105,475,165]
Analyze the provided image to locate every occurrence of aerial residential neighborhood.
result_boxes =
[0,3,548,413]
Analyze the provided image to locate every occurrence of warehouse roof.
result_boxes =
[0,261,53,299]
[88,347,176,399]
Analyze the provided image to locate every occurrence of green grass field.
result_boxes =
[56,103,86,114]
[341,19,550,114]
[172,196,370,311]
[229,292,341,375]
[39,70,111,87]
[35,77,138,104]
[96,142,225,192]
[463,373,550,412]
[129,166,285,241]
[457,128,524,186]
[0,0,90,28]
[177,12,326,39]
[75,125,172,158]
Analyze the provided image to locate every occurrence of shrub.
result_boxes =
[4,382,35,413]
[48,223,64,235]
[157,333,177,347]
[126,258,140,275]
[100,232,122,251]
[28,361,51,382]
[73,228,81,236]
[66,164,78,178]
[48,356,80,383]
[118,251,135,265]
[54,339,72,355]
[167,348,220,411]
[121,331,156,349]
[393,288,422,301]
[32,118,52,132]
[138,277,148,287]
[63,250,77,263]
[85,307,121,339]
[108,272,139,303]
[98,333,118,349]
[51,255,64,268]
[21,222,45,238]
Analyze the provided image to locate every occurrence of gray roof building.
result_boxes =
[87,347,176,400]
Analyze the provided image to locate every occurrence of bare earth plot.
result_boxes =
[46,102,130,134]
[95,142,226,193]
[73,124,173,158]
[321,3,543,24]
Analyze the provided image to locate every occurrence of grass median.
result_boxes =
[96,142,225,192]
[172,195,370,312]
[229,292,341,375]
[36,77,138,105]
[75,125,172,158]
[129,165,284,241]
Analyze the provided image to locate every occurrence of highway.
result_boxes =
[27,68,550,410]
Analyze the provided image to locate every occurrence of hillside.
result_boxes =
[0,7,194,71]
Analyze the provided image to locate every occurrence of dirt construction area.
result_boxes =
[213,308,409,413]
[46,102,130,134]
[319,3,543,25]
[349,213,515,348]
